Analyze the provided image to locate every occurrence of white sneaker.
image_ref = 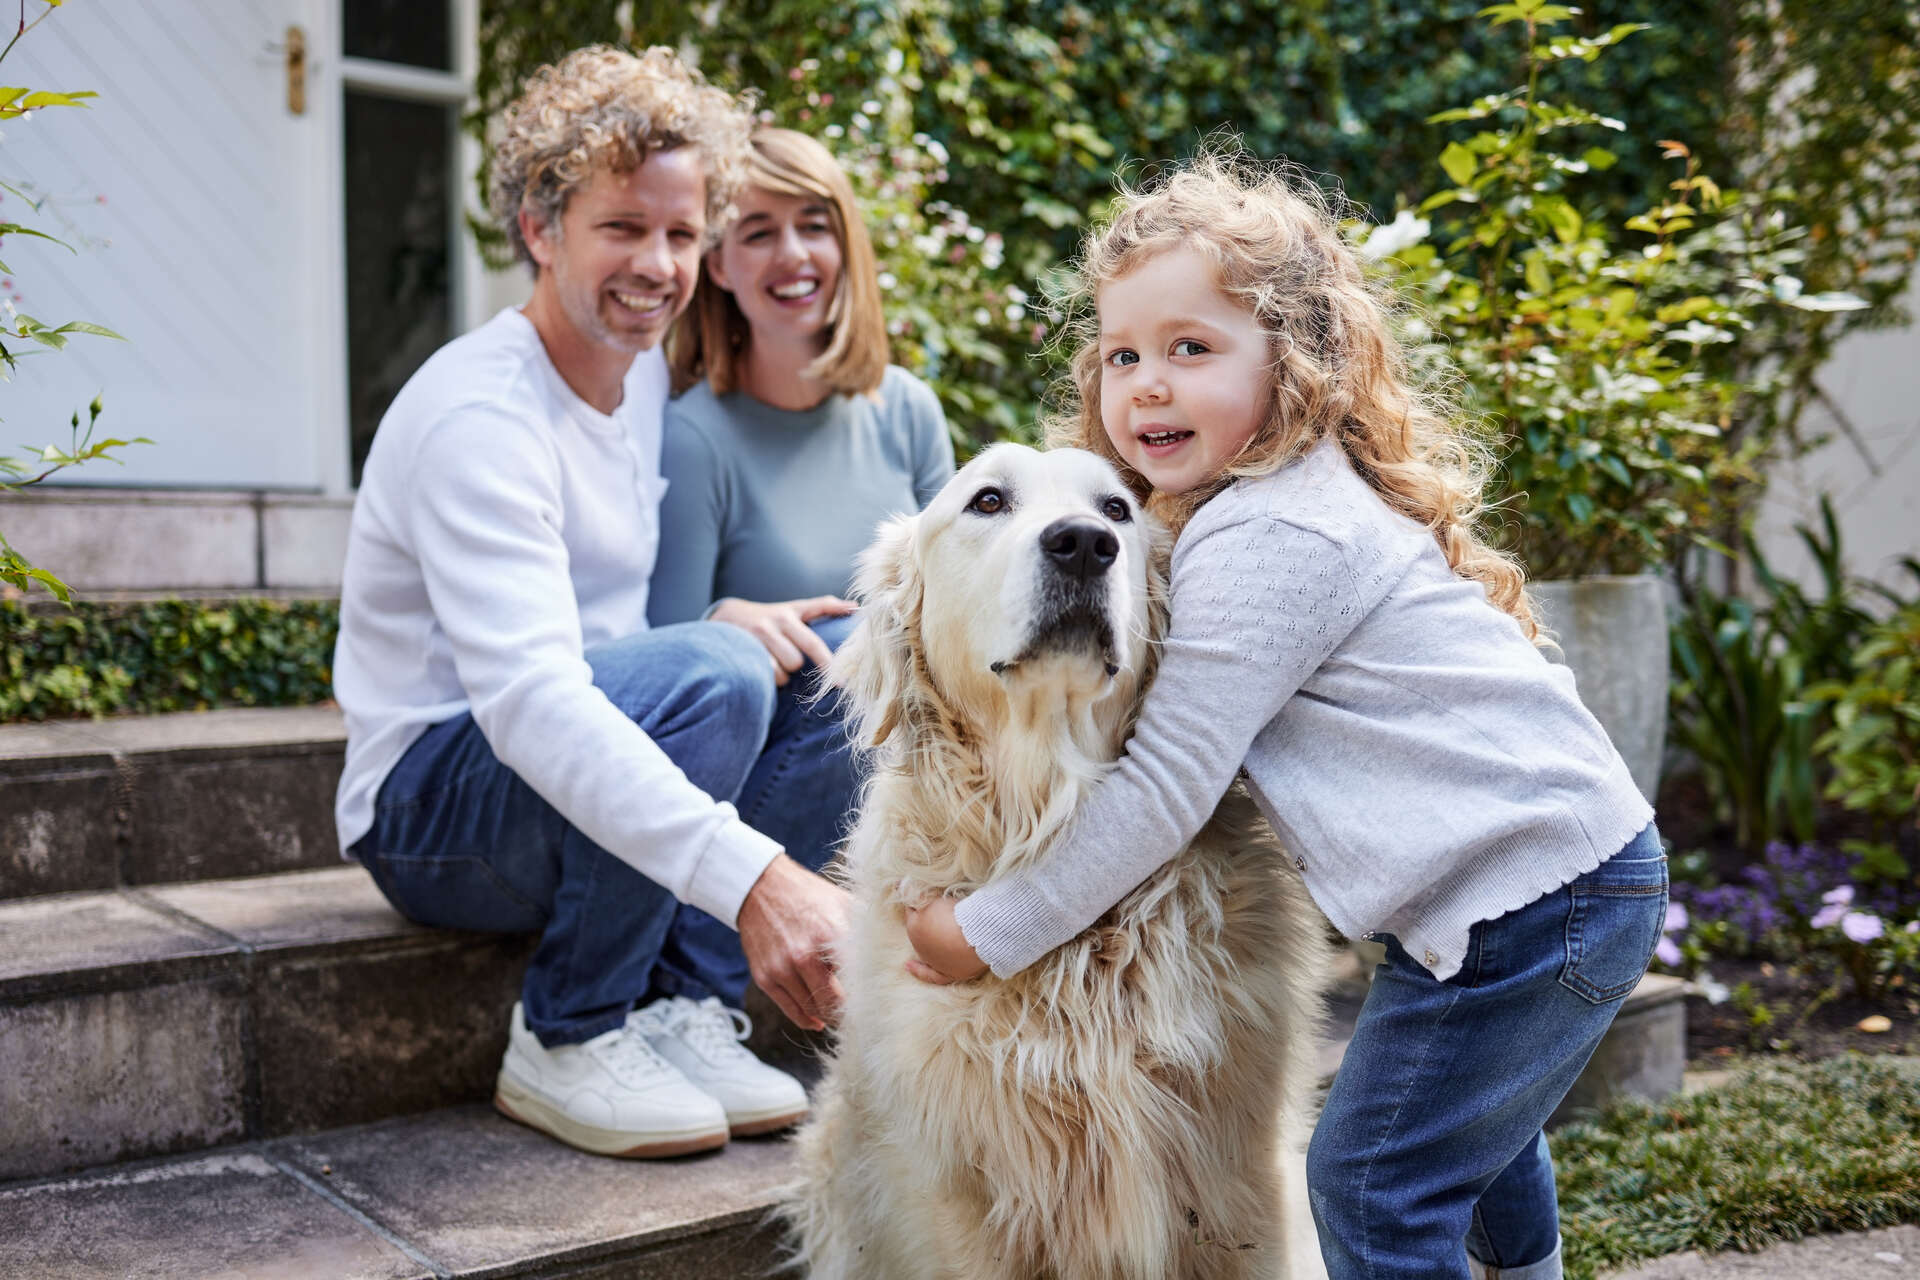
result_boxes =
[631,995,810,1136]
[493,1001,729,1157]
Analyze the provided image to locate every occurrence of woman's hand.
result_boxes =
[710,595,856,685]
[904,896,987,984]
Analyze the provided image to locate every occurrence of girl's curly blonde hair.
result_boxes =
[488,45,754,268]
[1047,151,1539,639]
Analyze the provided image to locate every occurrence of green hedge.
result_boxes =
[0,598,338,722]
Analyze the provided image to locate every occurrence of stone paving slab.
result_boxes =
[273,1105,795,1278]
[0,1151,428,1280]
[1603,1223,1920,1277]
[0,888,228,996]
[142,864,434,951]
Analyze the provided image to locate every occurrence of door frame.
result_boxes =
[311,0,485,498]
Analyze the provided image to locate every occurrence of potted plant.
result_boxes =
[1368,0,1778,799]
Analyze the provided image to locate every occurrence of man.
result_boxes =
[332,45,853,1159]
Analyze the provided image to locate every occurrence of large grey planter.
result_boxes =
[1530,575,1669,803]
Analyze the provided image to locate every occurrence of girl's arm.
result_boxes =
[940,514,1366,979]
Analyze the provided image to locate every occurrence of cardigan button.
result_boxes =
[1424,949,1439,967]
[1293,854,1307,872]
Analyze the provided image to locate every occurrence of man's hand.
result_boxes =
[904,896,987,984]
[710,596,856,686]
[735,854,851,1030]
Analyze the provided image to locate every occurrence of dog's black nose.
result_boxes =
[1039,517,1119,580]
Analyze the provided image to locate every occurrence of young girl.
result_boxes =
[904,155,1663,1280]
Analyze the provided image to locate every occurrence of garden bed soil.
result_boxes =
[1685,957,1920,1062]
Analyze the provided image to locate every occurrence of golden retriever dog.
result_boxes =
[785,444,1332,1280]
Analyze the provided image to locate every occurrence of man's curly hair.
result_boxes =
[488,45,754,268]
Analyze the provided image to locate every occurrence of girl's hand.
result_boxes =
[903,896,987,984]
[710,596,856,685]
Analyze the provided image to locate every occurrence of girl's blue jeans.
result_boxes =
[1308,823,1667,1280]
[350,616,859,1047]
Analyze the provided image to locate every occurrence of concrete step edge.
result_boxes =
[1,707,348,900]
[0,1104,792,1280]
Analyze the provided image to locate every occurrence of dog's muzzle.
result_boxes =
[991,517,1122,676]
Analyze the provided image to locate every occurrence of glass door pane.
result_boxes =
[343,91,454,483]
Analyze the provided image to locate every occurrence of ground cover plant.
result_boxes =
[0,597,337,721]
[1554,1056,1920,1279]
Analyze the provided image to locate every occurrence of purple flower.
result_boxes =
[1655,936,1683,967]
[1842,912,1884,943]
[1666,902,1689,933]
[1811,903,1849,930]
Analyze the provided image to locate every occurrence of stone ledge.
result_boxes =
[0,868,531,1179]
[0,707,348,899]
[1553,972,1689,1126]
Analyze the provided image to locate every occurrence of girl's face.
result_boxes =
[1096,244,1270,496]
[706,184,844,353]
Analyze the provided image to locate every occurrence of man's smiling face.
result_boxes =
[525,146,708,357]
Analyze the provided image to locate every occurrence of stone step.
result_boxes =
[0,1106,793,1280]
[0,706,346,900]
[0,865,530,1180]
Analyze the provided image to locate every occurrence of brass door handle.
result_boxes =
[272,25,307,115]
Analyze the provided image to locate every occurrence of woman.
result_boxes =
[651,126,955,667]
[645,126,954,1014]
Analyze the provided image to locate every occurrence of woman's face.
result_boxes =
[707,185,844,353]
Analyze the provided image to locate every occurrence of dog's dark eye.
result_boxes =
[1101,496,1132,523]
[967,486,1007,515]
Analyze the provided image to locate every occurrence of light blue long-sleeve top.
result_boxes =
[648,366,955,623]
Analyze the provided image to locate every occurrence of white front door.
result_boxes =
[4,0,335,490]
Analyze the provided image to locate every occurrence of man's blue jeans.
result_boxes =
[351,616,859,1047]
[1307,824,1668,1280]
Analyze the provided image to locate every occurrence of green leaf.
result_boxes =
[17,90,97,109]
[0,224,75,252]
[1566,492,1595,523]
[1524,251,1551,295]
[1439,141,1478,188]
[51,321,124,341]
[1535,196,1582,244]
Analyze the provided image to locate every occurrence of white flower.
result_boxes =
[1005,303,1024,321]
[1842,912,1884,944]
[973,307,992,326]
[1360,209,1430,261]
[877,271,897,290]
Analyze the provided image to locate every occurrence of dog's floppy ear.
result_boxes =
[829,513,924,749]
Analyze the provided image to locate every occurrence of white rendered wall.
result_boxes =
[1751,276,1920,594]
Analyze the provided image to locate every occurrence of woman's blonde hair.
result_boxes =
[1047,151,1539,639]
[488,45,753,269]
[668,127,889,398]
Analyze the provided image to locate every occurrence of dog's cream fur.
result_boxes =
[786,445,1332,1280]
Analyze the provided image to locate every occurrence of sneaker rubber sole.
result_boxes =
[725,1101,810,1137]
[493,1070,729,1158]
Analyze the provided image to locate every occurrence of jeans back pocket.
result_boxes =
[1559,851,1668,1004]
